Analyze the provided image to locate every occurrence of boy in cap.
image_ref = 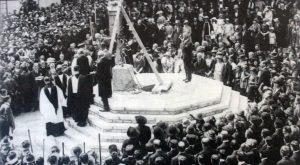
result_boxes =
[103,144,121,165]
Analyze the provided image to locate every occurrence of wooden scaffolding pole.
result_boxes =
[120,6,164,85]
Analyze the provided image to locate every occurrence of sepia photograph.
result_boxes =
[0,0,300,164]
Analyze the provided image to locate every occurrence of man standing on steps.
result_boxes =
[39,76,66,137]
[96,47,113,112]
[67,65,93,127]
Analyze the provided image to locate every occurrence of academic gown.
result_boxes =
[67,75,94,123]
[39,85,66,137]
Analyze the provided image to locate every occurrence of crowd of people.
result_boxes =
[0,136,101,165]
[0,0,300,164]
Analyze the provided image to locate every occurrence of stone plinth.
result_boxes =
[39,0,61,8]
[112,64,138,91]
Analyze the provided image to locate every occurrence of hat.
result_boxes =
[175,20,181,25]
[108,144,118,154]
[135,115,147,125]
[153,139,161,146]
[211,49,217,53]
[127,127,140,138]
[183,20,189,24]
[201,138,210,144]
[156,10,163,15]
[169,139,178,148]
[56,65,62,71]
[23,153,35,164]
[186,134,197,145]
[47,153,59,165]
[21,140,30,149]
[239,54,246,59]
[79,153,89,164]
[46,57,55,63]
[164,52,171,56]
[216,55,223,59]
[6,151,20,165]
[71,146,82,156]
[167,125,179,136]
[178,141,186,149]
[282,60,289,65]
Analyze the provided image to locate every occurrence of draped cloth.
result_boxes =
[39,85,66,136]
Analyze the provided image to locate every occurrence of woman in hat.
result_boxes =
[161,52,174,73]
[233,65,242,92]
[213,53,225,82]
[0,92,15,140]
[247,67,259,102]
[239,64,249,96]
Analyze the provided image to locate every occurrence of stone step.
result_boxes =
[222,90,240,114]
[88,115,138,133]
[90,86,233,126]
[89,87,233,133]
[94,74,224,115]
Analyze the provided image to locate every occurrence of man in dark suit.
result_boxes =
[222,56,233,86]
[96,50,113,112]
[181,34,193,83]
[291,141,300,165]
[277,146,296,165]
[195,138,218,164]
[19,63,36,112]
[77,49,90,75]
[67,66,93,127]
[193,53,207,76]
[31,63,44,111]
[148,139,169,165]
[259,149,275,165]
[171,141,194,165]
[258,61,271,87]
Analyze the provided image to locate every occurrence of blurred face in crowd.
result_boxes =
[40,61,46,68]
[59,54,65,61]
[152,44,158,50]
[33,63,39,71]
[15,61,20,69]
[50,63,55,69]
[223,57,228,63]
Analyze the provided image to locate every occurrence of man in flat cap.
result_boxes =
[171,141,194,165]
[148,139,169,165]
[39,76,66,137]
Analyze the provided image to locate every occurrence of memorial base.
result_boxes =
[112,64,138,91]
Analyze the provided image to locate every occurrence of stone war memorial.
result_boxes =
[7,0,249,160]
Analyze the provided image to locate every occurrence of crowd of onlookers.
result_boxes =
[0,0,300,164]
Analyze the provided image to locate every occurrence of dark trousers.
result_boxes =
[0,118,9,140]
[184,60,192,81]
[101,97,110,111]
